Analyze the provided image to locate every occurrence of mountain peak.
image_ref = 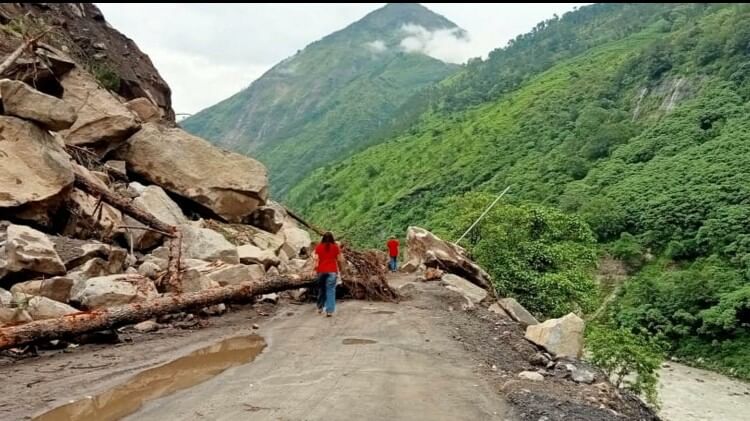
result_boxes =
[356,3,457,32]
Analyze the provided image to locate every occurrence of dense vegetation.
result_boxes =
[289,3,750,379]
[182,3,459,195]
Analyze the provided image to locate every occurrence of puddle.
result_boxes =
[342,338,378,345]
[371,310,395,315]
[34,335,266,421]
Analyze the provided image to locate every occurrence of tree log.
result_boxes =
[0,275,313,350]
[73,167,176,237]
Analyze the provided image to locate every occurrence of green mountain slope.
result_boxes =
[289,3,750,377]
[182,3,460,195]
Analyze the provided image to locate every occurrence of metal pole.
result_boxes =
[455,186,511,245]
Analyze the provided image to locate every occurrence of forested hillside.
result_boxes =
[288,3,750,379]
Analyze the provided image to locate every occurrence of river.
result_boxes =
[659,362,750,421]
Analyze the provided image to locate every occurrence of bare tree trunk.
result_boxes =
[0,275,313,350]
[73,168,176,237]
[0,30,52,76]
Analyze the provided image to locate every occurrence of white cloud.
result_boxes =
[399,24,470,64]
[366,39,387,53]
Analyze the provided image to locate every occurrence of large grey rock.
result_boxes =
[498,298,539,327]
[10,280,42,296]
[181,269,220,293]
[137,261,161,280]
[525,313,585,358]
[62,165,122,240]
[70,274,157,309]
[114,123,268,222]
[51,236,126,272]
[406,226,491,290]
[125,185,187,250]
[249,227,286,254]
[281,224,312,259]
[180,224,239,263]
[40,277,75,303]
[237,244,280,268]
[248,205,285,234]
[199,263,265,287]
[0,116,74,225]
[5,224,65,275]
[125,97,161,123]
[59,67,140,157]
[25,295,78,320]
[441,274,487,304]
[0,79,77,131]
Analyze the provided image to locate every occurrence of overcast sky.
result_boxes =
[97,3,587,117]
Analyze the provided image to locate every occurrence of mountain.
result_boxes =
[182,3,461,195]
[288,3,750,378]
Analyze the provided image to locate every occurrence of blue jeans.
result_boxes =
[316,272,337,314]
[389,256,398,272]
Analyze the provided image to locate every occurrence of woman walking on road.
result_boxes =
[311,231,343,317]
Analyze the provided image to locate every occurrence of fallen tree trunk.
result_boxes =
[0,275,313,350]
[73,167,176,237]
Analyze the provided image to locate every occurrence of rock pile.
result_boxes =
[0,42,311,329]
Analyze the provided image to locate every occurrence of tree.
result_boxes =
[430,193,598,317]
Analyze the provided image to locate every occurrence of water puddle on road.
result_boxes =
[34,335,266,421]
[342,338,378,345]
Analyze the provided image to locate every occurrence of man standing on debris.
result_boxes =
[387,235,400,273]
[311,231,343,317]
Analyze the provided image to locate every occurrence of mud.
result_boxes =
[35,335,265,421]
[0,302,278,420]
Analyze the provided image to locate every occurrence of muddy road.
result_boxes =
[2,276,657,421]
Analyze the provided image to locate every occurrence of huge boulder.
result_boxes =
[59,68,140,157]
[237,244,280,268]
[525,313,585,358]
[198,263,265,287]
[5,224,65,275]
[114,123,268,222]
[70,274,157,309]
[0,116,74,225]
[124,185,187,250]
[281,225,312,259]
[0,79,77,131]
[61,164,123,240]
[441,274,487,305]
[406,226,491,290]
[40,277,75,303]
[247,204,285,234]
[51,236,126,272]
[497,298,539,327]
[24,295,78,320]
[125,97,161,123]
[180,224,239,263]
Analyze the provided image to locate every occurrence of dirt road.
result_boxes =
[127,297,511,421]
[3,276,658,421]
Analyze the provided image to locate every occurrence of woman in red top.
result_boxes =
[312,231,342,317]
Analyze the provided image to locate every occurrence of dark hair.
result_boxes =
[321,231,335,250]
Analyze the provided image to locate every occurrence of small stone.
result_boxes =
[133,320,159,333]
[518,371,544,381]
[252,323,259,330]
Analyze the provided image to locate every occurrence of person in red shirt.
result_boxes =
[311,231,343,317]
[386,236,400,273]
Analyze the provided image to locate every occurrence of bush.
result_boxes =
[586,324,663,407]
[430,193,598,318]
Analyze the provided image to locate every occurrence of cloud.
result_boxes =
[398,23,475,64]
[366,39,387,53]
